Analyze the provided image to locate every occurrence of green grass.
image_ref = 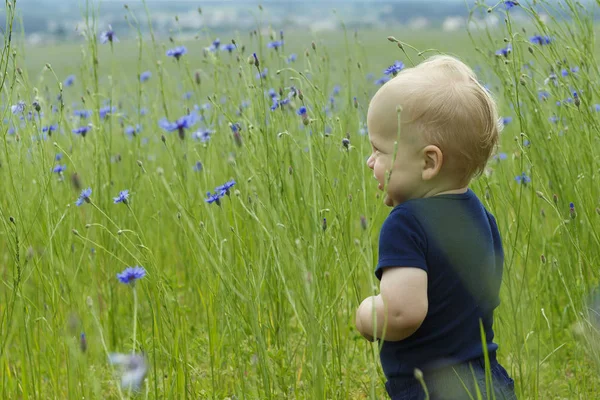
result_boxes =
[1,0,600,398]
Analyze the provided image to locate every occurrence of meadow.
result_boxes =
[1,0,600,398]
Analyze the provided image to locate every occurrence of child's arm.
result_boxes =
[355,267,428,342]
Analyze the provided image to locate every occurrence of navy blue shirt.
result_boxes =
[375,189,504,378]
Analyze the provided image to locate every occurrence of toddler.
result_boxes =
[355,55,517,400]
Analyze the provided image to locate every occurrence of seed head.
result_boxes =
[360,216,367,230]
[80,333,87,353]
[414,368,424,380]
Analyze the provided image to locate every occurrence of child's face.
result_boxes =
[366,75,441,207]
[366,125,424,207]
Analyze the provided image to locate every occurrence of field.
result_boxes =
[2,0,600,399]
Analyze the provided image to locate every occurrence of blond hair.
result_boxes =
[378,55,500,184]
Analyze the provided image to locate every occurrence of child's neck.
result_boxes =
[432,187,469,196]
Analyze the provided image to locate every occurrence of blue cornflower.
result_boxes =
[571,66,580,74]
[515,173,531,184]
[495,44,511,57]
[215,180,236,196]
[549,116,559,123]
[140,108,149,116]
[140,71,151,82]
[159,113,197,140]
[280,98,290,107]
[375,76,390,85]
[193,161,203,172]
[55,153,63,161]
[270,99,280,111]
[99,106,116,119]
[116,266,146,284]
[113,189,129,204]
[332,85,341,96]
[502,116,513,126]
[75,188,92,206]
[530,35,552,45]
[561,69,569,77]
[384,61,404,76]
[42,124,58,133]
[493,153,508,161]
[230,123,241,134]
[221,43,236,53]
[594,104,600,112]
[125,124,141,136]
[287,53,297,63]
[74,109,93,119]
[99,26,117,44]
[208,38,221,52]
[73,125,91,137]
[166,46,187,60]
[256,68,268,80]
[192,129,213,142]
[297,106,307,117]
[504,1,518,9]
[297,106,309,124]
[267,40,284,50]
[53,164,67,173]
[268,88,278,99]
[183,91,193,100]
[11,101,25,114]
[229,122,242,133]
[538,90,550,101]
[64,75,75,87]
[205,191,222,205]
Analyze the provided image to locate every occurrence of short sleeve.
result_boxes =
[485,209,505,270]
[375,206,428,280]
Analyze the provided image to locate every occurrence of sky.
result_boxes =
[33,0,465,3]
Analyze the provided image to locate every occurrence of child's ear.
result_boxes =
[421,145,443,181]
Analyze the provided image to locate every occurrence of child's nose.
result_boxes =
[366,155,374,169]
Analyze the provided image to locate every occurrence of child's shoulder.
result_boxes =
[384,190,497,233]
[381,203,427,238]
